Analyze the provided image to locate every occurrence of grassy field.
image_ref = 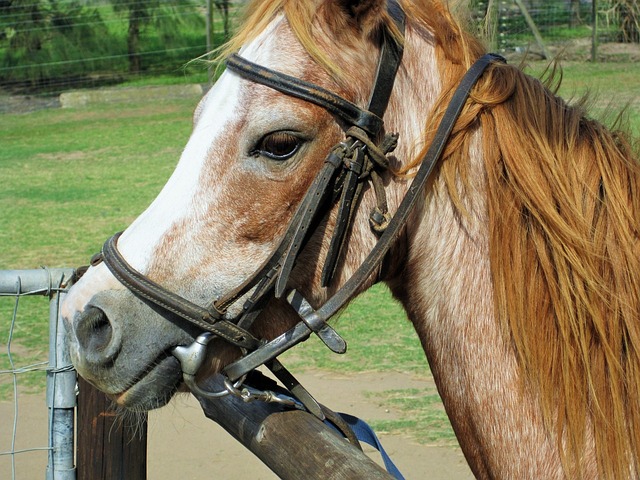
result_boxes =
[1,61,639,443]
[526,60,640,137]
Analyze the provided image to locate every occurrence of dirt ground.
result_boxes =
[1,370,474,479]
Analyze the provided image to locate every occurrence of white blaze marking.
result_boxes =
[62,16,301,318]
[117,72,240,271]
[117,17,286,272]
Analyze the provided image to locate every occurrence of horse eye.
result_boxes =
[254,132,301,160]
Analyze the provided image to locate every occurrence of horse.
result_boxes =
[61,0,640,477]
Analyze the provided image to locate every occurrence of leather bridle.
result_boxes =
[89,0,505,416]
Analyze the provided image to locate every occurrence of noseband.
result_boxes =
[90,1,504,414]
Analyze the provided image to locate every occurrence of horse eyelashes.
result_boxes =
[254,131,302,160]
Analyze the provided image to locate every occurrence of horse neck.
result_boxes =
[384,28,569,478]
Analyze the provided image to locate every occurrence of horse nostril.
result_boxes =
[75,306,121,366]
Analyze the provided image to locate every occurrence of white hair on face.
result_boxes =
[117,19,288,273]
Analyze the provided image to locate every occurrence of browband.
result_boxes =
[226,55,384,136]
[225,1,405,137]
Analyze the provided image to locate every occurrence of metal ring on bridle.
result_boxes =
[183,373,246,399]
[172,332,247,399]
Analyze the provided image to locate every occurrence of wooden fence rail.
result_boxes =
[76,373,392,479]
[196,375,394,480]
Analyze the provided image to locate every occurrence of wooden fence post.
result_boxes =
[76,377,147,480]
[513,0,552,59]
[196,375,395,479]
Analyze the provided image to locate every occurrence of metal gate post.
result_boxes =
[46,269,77,480]
[0,268,77,480]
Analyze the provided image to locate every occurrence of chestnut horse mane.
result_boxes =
[225,0,640,476]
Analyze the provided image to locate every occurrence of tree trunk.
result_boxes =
[127,7,142,73]
[617,1,639,43]
[570,0,582,27]
[216,1,230,40]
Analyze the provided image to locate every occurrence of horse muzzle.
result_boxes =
[63,279,193,409]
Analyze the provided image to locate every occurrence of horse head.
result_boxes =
[62,0,425,411]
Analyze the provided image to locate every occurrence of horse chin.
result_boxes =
[106,339,241,411]
[109,355,183,411]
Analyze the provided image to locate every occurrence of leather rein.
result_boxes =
[90,1,505,415]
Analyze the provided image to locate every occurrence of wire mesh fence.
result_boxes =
[1,1,638,99]
[472,0,638,60]
[0,1,245,95]
[0,268,76,480]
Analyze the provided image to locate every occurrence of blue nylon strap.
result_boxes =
[325,413,405,480]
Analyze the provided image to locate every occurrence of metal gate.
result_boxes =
[0,268,76,480]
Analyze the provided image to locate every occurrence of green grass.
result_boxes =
[0,98,194,268]
[365,388,459,445]
[119,70,211,87]
[282,284,427,374]
[550,62,640,96]
[1,62,638,442]
[525,60,640,138]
